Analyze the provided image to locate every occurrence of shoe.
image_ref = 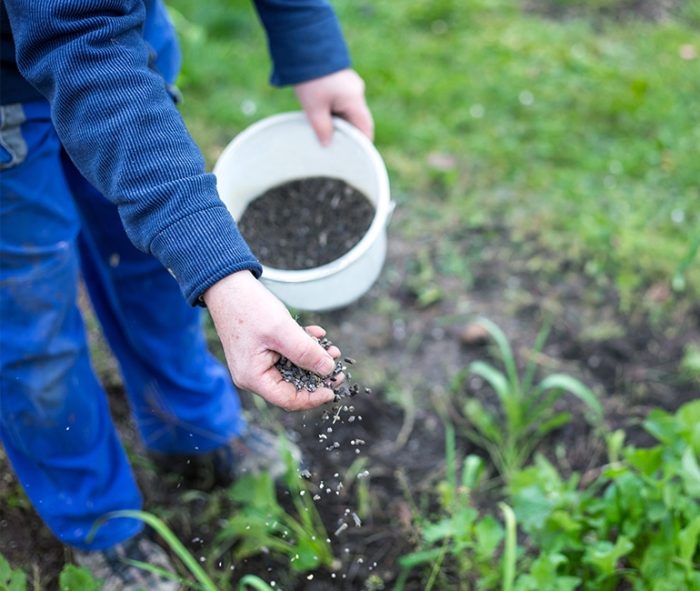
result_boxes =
[151,426,303,490]
[74,534,179,591]
[212,425,303,486]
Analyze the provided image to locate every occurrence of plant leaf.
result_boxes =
[681,447,700,498]
[462,454,485,489]
[474,318,520,391]
[398,547,446,568]
[59,565,102,591]
[678,515,700,567]
[469,361,511,403]
[90,510,218,591]
[474,515,504,561]
[499,503,517,591]
[583,536,634,575]
[533,411,572,438]
[0,554,27,591]
[537,374,603,422]
[238,575,276,591]
[463,398,503,444]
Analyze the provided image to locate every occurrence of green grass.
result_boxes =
[170,0,700,307]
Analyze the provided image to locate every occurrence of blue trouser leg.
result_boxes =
[0,101,143,549]
[0,100,246,550]
[62,152,245,454]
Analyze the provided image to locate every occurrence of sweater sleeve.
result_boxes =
[4,0,262,305]
[253,0,351,86]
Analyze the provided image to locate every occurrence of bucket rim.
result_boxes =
[216,111,392,284]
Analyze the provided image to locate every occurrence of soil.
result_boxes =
[238,177,375,270]
[1,208,698,590]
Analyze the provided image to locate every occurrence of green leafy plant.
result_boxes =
[91,510,281,591]
[397,424,515,590]
[406,247,444,307]
[0,555,26,591]
[59,565,101,591]
[456,317,603,479]
[0,555,99,591]
[237,575,275,591]
[214,446,334,575]
[509,399,700,590]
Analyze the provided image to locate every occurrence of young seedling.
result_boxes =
[457,318,603,481]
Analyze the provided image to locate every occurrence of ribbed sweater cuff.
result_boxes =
[150,204,263,306]
[268,15,351,87]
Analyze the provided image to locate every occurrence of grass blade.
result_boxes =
[475,318,520,393]
[499,503,517,591]
[538,374,603,423]
[90,510,218,591]
[238,575,275,591]
[522,320,551,395]
[122,558,201,590]
[445,422,457,493]
[469,361,510,403]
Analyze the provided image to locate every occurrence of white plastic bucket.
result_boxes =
[213,112,393,311]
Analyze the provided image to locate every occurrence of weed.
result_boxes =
[0,554,99,591]
[455,317,603,479]
[0,555,26,591]
[59,565,101,591]
[91,509,217,590]
[509,399,700,589]
[398,401,700,590]
[680,342,700,384]
[406,247,444,307]
[398,424,510,590]
[213,444,334,575]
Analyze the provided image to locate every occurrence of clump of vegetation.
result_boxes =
[397,400,700,590]
[397,425,518,591]
[212,447,335,575]
[454,318,603,480]
[1,554,103,591]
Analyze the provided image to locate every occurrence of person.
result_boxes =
[0,0,373,588]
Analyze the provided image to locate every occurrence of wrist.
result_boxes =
[203,269,257,308]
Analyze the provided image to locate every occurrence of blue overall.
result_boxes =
[1,0,350,552]
[0,7,245,550]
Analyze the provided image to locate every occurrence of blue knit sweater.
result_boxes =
[2,0,351,305]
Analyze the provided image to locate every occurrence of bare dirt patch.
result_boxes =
[1,212,697,589]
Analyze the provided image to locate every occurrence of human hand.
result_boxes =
[294,68,374,146]
[203,270,340,411]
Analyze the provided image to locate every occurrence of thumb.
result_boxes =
[305,107,334,146]
[275,321,336,377]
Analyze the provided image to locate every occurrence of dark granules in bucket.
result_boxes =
[275,336,372,403]
[237,176,375,270]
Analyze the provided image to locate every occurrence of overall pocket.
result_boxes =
[0,103,28,170]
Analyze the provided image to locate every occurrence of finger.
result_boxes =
[336,101,374,141]
[305,107,334,146]
[303,325,341,358]
[304,325,326,338]
[328,371,346,386]
[273,320,336,376]
[257,369,335,411]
